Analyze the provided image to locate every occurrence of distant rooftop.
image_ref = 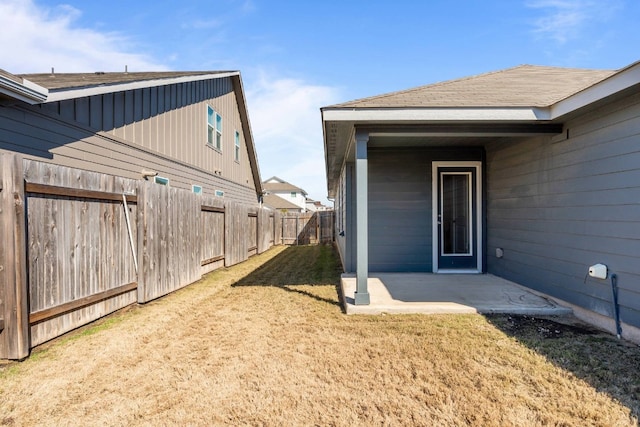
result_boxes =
[262,194,303,211]
[263,176,307,195]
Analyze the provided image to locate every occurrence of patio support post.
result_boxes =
[354,131,370,305]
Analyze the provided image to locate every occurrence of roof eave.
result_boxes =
[0,74,48,104]
[321,107,552,122]
[551,60,640,119]
[231,73,263,198]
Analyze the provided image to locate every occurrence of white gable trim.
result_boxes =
[45,71,239,103]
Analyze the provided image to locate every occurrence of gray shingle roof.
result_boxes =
[17,71,235,91]
[327,65,616,109]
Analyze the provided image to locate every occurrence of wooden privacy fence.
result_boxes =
[281,211,335,245]
[0,153,282,360]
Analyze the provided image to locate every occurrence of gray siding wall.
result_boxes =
[334,163,349,271]
[0,103,257,204]
[368,149,431,272]
[486,92,640,329]
[365,147,483,273]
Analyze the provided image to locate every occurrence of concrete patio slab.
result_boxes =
[340,273,572,316]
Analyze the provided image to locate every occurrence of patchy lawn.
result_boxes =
[1,245,639,426]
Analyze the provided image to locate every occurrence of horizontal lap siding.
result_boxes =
[366,148,484,272]
[486,93,640,329]
[368,150,431,272]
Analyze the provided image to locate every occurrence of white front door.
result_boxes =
[432,161,482,273]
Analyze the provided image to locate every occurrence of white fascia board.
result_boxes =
[551,63,640,119]
[45,71,239,103]
[322,107,550,122]
[0,75,48,104]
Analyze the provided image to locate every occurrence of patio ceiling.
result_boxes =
[323,118,562,198]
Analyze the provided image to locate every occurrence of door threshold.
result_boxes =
[434,269,481,274]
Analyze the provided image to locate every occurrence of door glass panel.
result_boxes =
[441,173,470,255]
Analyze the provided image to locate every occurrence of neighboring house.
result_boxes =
[305,198,331,212]
[322,61,640,339]
[262,193,305,213]
[262,176,308,210]
[0,69,262,204]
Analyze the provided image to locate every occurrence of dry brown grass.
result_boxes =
[1,245,639,426]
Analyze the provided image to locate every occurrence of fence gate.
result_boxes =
[281,211,334,245]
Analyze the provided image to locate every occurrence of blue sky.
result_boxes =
[1,0,639,202]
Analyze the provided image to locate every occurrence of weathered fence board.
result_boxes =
[274,212,282,245]
[225,201,249,266]
[23,159,138,347]
[201,196,225,275]
[0,153,29,360]
[257,209,272,253]
[319,211,335,243]
[248,208,258,256]
[137,182,202,303]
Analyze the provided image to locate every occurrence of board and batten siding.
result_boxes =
[39,77,255,194]
[486,91,640,329]
[0,91,257,204]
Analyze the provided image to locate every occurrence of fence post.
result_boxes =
[136,180,150,303]
[0,153,29,360]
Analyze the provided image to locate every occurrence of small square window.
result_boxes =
[192,185,203,195]
[215,190,224,197]
[290,192,296,198]
[154,176,169,186]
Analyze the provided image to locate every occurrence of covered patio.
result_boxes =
[340,273,572,316]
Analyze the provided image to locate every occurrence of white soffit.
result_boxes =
[45,71,239,103]
[551,62,640,119]
[322,107,550,122]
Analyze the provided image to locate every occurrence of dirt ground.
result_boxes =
[1,245,639,426]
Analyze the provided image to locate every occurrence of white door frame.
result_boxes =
[431,161,482,273]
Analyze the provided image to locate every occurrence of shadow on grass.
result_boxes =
[485,314,640,420]
[232,244,344,309]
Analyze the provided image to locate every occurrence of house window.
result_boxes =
[234,130,240,162]
[207,106,222,150]
[290,192,296,198]
[215,190,224,197]
[154,176,169,186]
[192,185,203,195]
